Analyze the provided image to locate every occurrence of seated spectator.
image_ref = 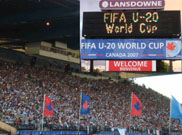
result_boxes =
[0,61,180,133]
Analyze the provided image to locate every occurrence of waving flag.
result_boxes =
[44,96,54,116]
[118,128,126,135]
[131,93,142,116]
[80,93,90,114]
[171,96,182,119]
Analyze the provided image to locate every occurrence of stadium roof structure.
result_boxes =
[0,0,79,50]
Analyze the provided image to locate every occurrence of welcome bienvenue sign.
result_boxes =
[99,0,165,10]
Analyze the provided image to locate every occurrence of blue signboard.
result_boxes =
[80,39,182,60]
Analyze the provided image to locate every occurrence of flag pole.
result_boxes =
[78,89,83,135]
[42,94,46,131]
[169,96,172,134]
[129,92,133,133]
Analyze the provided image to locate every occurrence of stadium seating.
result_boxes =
[0,61,181,134]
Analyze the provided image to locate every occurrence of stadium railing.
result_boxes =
[17,131,87,135]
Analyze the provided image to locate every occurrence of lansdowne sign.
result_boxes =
[99,0,165,10]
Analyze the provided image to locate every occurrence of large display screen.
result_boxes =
[80,39,182,60]
[82,11,181,38]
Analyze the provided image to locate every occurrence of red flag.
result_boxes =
[44,96,54,116]
[131,93,142,116]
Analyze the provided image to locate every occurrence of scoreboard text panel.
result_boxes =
[82,11,181,38]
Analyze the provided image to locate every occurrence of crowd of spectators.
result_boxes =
[0,61,181,133]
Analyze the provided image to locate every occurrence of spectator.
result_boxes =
[0,61,180,133]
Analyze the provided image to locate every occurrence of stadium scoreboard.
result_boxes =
[82,11,181,38]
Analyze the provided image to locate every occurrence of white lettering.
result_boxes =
[106,53,126,57]
[113,61,148,67]
[137,1,143,7]
[106,0,163,8]
[117,42,146,49]
[149,42,164,49]
[114,2,120,7]
[81,42,96,49]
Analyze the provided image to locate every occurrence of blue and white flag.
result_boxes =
[171,96,182,119]
[118,128,126,135]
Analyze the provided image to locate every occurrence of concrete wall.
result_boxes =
[0,121,17,135]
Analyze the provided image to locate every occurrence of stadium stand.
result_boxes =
[0,60,181,134]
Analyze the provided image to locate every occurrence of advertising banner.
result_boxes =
[80,39,182,60]
[106,60,156,71]
[99,0,165,10]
